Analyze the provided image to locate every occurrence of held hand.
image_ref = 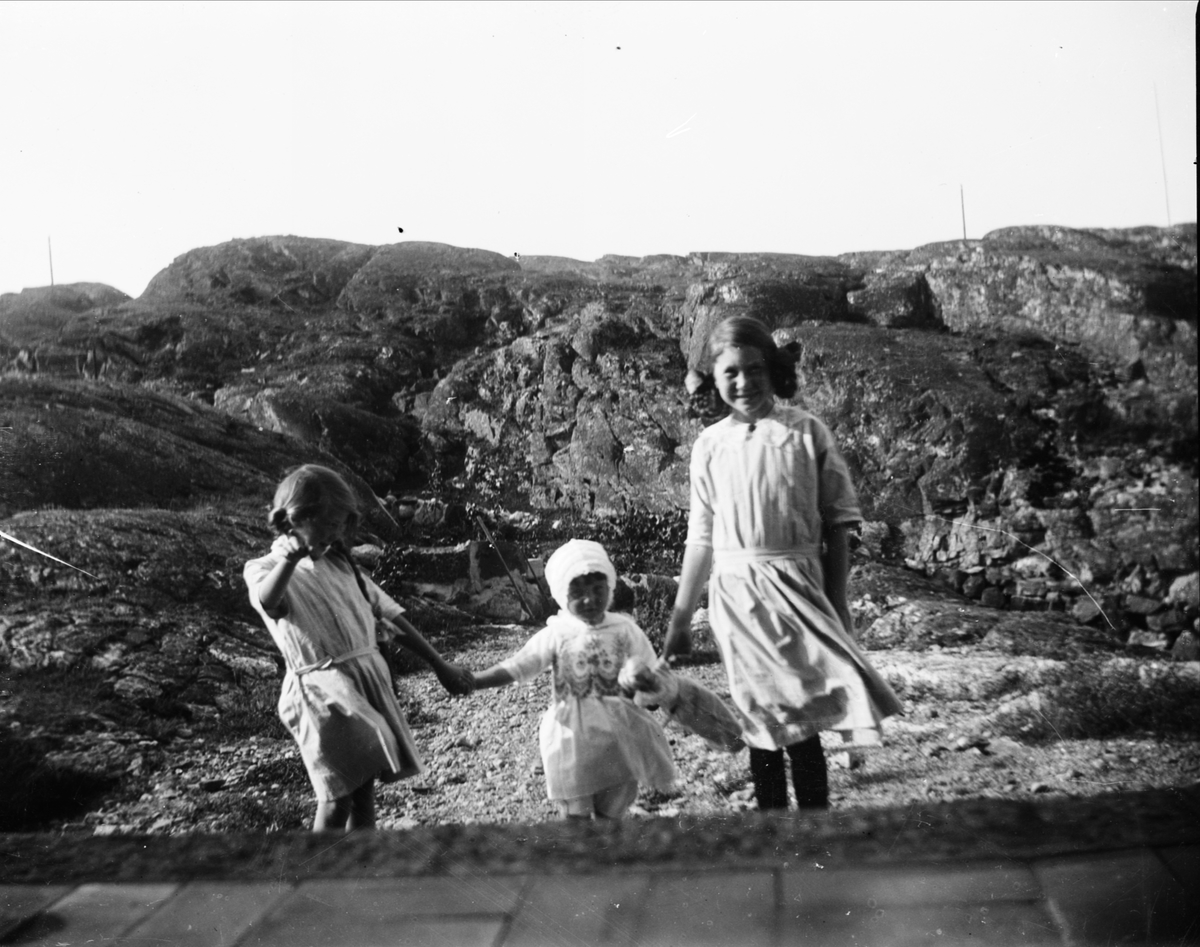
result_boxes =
[437,663,475,697]
[662,615,693,660]
[618,658,654,697]
[618,659,660,694]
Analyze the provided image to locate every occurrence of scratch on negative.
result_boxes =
[914,512,1115,631]
[1030,704,1066,743]
[0,529,100,579]
[298,832,351,867]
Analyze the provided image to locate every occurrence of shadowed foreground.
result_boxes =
[1,786,1197,945]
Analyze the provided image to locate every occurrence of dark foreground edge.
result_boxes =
[1,786,1197,885]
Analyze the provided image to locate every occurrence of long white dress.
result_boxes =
[687,402,904,751]
[245,537,423,801]
[499,612,677,801]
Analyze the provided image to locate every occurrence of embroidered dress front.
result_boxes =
[499,612,677,801]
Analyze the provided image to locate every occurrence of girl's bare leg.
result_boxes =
[347,780,376,830]
[831,731,863,770]
[593,781,639,820]
[313,796,351,832]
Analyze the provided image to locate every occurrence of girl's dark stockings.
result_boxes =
[749,735,828,810]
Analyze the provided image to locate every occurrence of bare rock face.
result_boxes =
[915,226,1197,380]
[0,284,132,355]
[413,315,695,513]
[140,236,375,309]
[337,243,528,348]
[0,375,397,535]
[212,385,424,493]
[677,252,858,369]
[846,271,941,329]
[2,225,1196,712]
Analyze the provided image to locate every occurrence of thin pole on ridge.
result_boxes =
[960,185,967,241]
[48,236,54,286]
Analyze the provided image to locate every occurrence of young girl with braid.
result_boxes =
[663,316,903,811]
[244,464,472,831]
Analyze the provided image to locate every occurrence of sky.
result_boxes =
[1,0,1195,299]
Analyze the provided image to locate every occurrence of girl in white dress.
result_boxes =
[245,464,473,831]
[663,316,903,811]
[471,539,677,820]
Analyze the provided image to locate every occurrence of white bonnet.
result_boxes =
[543,539,617,612]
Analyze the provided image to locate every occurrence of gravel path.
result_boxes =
[64,627,1200,836]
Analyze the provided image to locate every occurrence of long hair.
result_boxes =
[703,315,799,399]
[267,464,361,540]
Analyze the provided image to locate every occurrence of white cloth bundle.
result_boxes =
[619,658,745,753]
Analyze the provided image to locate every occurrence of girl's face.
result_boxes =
[288,505,350,561]
[712,344,774,423]
[565,573,609,626]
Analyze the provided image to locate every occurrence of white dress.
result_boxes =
[687,402,904,751]
[245,537,423,801]
[500,612,677,801]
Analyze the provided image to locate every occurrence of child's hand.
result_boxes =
[437,663,474,697]
[663,615,693,659]
[277,533,310,563]
[618,658,659,695]
[619,658,678,710]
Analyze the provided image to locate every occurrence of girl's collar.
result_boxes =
[729,401,779,429]
[723,403,796,446]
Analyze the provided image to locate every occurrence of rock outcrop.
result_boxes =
[1,226,1195,701]
[0,284,132,367]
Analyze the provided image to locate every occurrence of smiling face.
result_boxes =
[288,505,350,561]
[712,344,775,423]
[565,572,610,626]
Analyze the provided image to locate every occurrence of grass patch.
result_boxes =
[991,659,1200,743]
[1045,661,1200,739]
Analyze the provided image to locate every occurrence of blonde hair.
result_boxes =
[267,464,361,539]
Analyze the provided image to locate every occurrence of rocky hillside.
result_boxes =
[0,228,1196,814]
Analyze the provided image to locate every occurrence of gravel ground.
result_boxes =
[62,625,1200,836]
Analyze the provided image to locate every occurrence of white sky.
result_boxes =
[1,0,1195,298]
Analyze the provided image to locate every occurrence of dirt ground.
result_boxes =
[35,624,1199,837]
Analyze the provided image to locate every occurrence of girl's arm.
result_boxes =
[470,665,516,689]
[663,543,713,660]
[472,624,554,691]
[823,522,855,640]
[253,537,308,615]
[387,614,474,695]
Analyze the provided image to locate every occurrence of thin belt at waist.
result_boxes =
[712,545,820,567]
[289,645,379,677]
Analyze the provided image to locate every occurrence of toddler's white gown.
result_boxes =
[500,611,677,801]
